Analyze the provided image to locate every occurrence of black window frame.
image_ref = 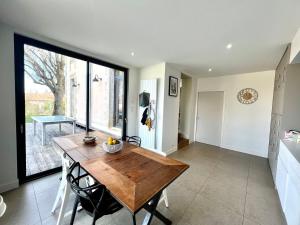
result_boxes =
[14,34,128,183]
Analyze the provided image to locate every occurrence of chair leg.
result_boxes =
[163,189,169,208]
[69,197,79,225]
[92,216,97,225]
[51,179,66,213]
[56,181,71,225]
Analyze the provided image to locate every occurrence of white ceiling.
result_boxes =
[0,0,300,76]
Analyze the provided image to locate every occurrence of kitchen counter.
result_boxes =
[281,138,300,164]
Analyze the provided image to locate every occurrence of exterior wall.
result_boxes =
[197,71,275,157]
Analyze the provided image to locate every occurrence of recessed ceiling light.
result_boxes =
[226,43,233,49]
[130,52,135,56]
[208,68,212,72]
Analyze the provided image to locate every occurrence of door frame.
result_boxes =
[14,34,128,183]
[194,91,225,147]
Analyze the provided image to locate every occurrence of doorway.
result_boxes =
[178,74,192,149]
[195,91,224,146]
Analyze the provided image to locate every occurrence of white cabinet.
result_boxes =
[285,178,300,225]
[276,156,288,208]
[276,140,300,225]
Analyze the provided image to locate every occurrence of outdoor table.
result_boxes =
[32,115,76,145]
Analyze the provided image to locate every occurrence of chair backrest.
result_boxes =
[126,136,141,147]
[0,195,6,217]
[67,162,105,211]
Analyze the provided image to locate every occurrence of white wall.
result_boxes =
[138,63,193,155]
[282,64,300,132]
[179,77,191,138]
[197,71,275,157]
[0,22,139,192]
[139,63,165,152]
[179,75,198,142]
[0,23,18,192]
[162,63,181,154]
[196,91,224,147]
[290,28,300,64]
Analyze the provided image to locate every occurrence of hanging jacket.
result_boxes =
[141,108,148,125]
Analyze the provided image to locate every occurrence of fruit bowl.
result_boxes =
[102,140,123,154]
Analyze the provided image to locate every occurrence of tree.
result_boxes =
[24,45,65,115]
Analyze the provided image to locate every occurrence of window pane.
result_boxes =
[89,63,124,137]
[24,44,86,176]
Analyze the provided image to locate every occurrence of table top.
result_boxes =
[31,115,76,123]
[53,131,189,213]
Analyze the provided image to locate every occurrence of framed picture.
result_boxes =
[169,76,178,97]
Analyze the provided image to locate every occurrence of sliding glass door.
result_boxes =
[89,63,124,137]
[15,34,128,182]
[24,44,87,176]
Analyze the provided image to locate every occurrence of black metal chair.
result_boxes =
[67,162,123,225]
[126,136,141,147]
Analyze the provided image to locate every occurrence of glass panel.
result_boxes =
[89,63,124,137]
[24,44,87,176]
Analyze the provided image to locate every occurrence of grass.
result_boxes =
[25,100,54,123]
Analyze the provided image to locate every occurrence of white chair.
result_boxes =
[159,189,169,208]
[0,195,7,217]
[51,152,72,213]
[51,149,97,225]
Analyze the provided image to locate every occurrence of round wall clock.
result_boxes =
[237,88,258,104]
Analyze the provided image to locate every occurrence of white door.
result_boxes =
[196,91,224,146]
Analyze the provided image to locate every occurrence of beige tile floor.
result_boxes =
[0,142,286,225]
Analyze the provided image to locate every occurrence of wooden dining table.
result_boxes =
[53,131,189,225]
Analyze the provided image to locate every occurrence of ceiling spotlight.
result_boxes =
[208,68,212,72]
[226,43,233,49]
[131,52,135,56]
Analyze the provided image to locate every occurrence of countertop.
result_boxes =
[281,139,300,164]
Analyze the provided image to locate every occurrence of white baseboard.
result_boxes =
[220,144,267,158]
[165,146,178,156]
[0,179,19,193]
[143,147,167,157]
[142,146,178,157]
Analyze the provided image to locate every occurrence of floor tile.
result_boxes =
[201,175,247,215]
[243,217,261,225]
[0,187,41,225]
[32,173,61,195]
[1,142,285,225]
[181,194,243,225]
[244,191,285,225]
[156,185,198,224]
